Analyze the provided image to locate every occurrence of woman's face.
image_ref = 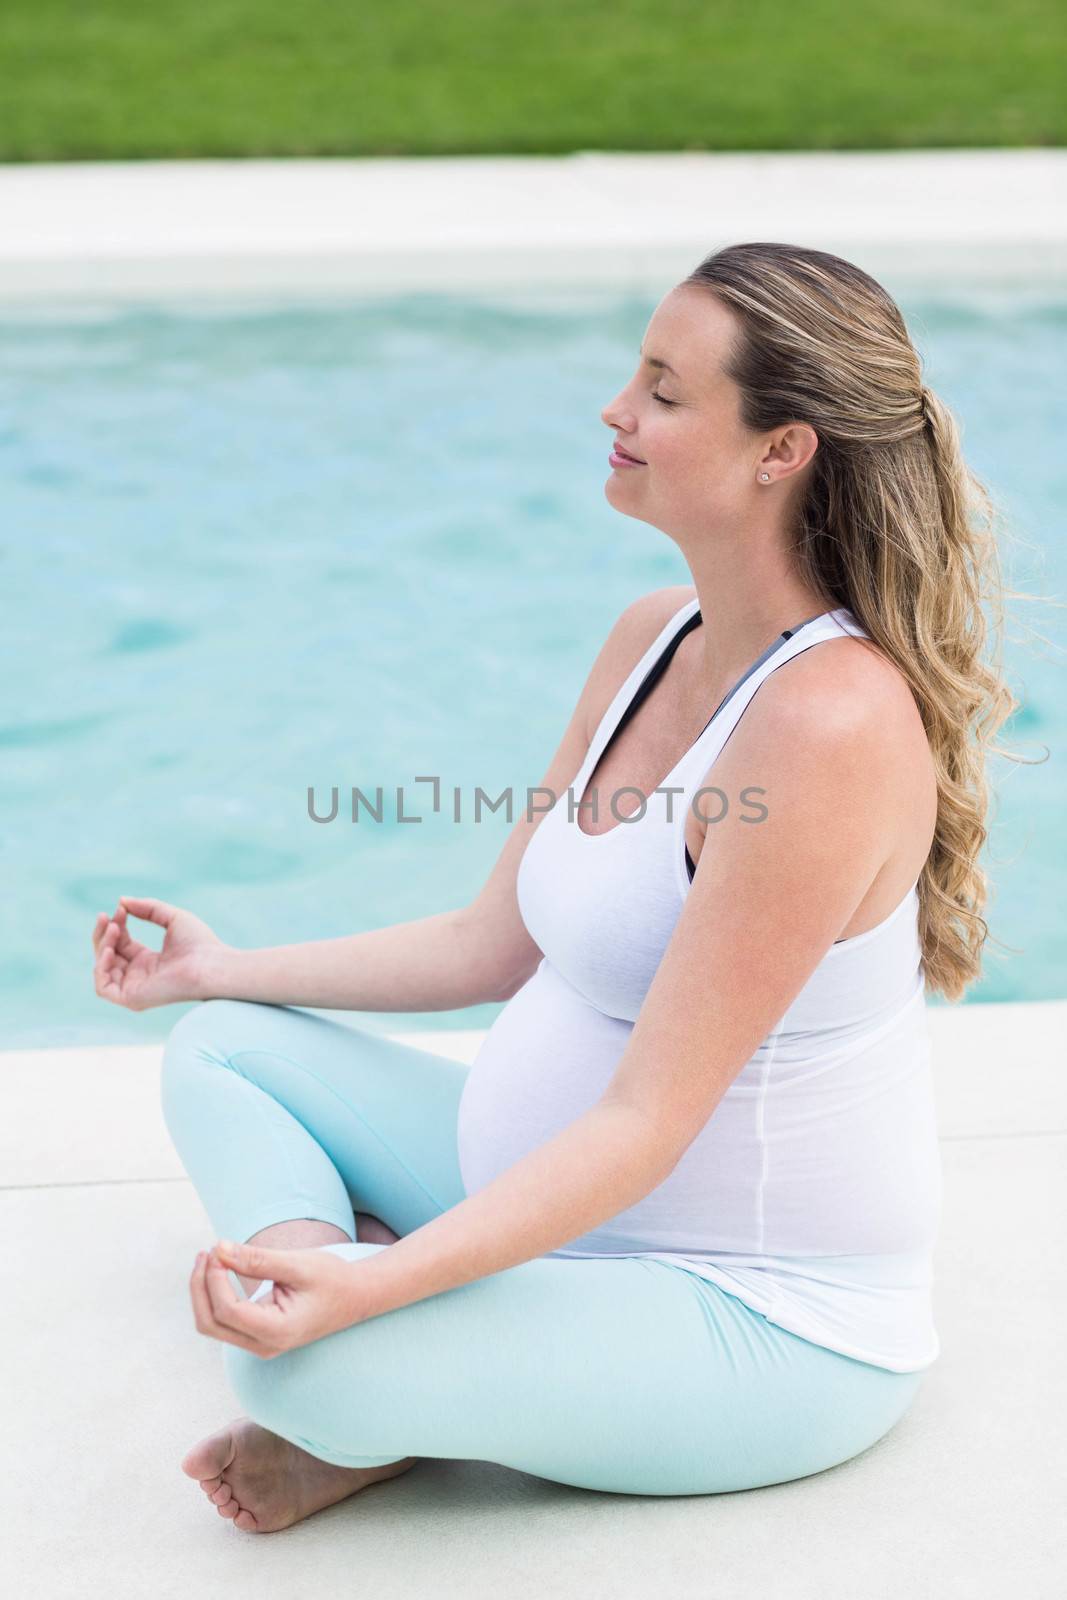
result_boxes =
[600,284,774,541]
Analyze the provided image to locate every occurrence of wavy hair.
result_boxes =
[683,241,1045,1002]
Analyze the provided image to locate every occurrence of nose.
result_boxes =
[601,390,633,430]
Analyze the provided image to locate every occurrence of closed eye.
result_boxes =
[652,392,677,406]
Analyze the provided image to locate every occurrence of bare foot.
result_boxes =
[181,1417,416,1533]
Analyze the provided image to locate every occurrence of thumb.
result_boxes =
[214,1238,311,1283]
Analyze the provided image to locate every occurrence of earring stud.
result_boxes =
[759,472,770,481]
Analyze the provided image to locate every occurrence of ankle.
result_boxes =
[354,1213,400,1246]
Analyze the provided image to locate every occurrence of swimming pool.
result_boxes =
[3,285,1063,1047]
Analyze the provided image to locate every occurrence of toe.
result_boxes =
[211,1484,233,1507]
[181,1425,238,1482]
[217,1500,240,1519]
[233,1507,258,1532]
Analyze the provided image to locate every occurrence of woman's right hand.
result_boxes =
[91,896,230,1011]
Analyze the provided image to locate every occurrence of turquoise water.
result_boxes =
[2,285,1063,1049]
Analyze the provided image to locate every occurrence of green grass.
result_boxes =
[0,0,1063,161]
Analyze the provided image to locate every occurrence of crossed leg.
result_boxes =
[162,998,925,1530]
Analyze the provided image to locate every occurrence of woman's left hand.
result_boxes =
[189,1239,371,1359]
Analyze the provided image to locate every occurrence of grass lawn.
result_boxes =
[0,0,1062,162]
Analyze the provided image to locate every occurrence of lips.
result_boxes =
[612,443,646,463]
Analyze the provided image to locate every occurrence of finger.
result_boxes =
[95,939,128,1002]
[110,908,140,958]
[94,937,120,997]
[205,1249,282,1335]
[215,1237,310,1287]
[91,912,109,955]
[119,895,176,929]
[189,1251,262,1355]
[204,1248,249,1323]
[189,1248,251,1350]
[189,1250,218,1333]
[204,1251,282,1346]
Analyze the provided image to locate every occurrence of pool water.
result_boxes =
[2,286,1063,1048]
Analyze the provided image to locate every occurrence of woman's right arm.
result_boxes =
[93,588,692,1015]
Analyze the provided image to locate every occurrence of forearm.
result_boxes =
[352,1098,675,1321]
[197,906,505,1012]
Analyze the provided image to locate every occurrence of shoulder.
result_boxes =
[763,632,925,746]
[580,585,696,745]
[712,630,933,832]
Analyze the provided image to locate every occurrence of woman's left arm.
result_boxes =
[196,657,910,1352]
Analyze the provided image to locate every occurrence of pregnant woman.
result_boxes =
[92,242,1014,1533]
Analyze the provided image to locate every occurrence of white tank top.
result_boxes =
[457,596,943,1372]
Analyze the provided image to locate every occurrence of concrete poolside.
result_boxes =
[2,999,1064,1598]
[0,148,1065,303]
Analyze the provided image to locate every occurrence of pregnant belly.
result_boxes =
[456,952,762,1257]
[456,953,942,1262]
[456,957,632,1199]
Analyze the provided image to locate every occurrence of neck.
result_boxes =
[681,541,836,701]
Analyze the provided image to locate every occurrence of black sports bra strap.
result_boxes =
[591,603,833,905]
[609,606,825,781]
[610,609,703,748]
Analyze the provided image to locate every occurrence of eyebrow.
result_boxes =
[640,350,680,378]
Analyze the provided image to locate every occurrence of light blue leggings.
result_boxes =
[160,998,926,1496]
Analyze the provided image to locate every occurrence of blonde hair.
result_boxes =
[683,241,1047,1002]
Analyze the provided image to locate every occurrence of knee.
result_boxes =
[161,999,215,1060]
[164,997,246,1053]
[160,999,248,1122]
[161,999,216,1087]
[162,996,272,1071]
